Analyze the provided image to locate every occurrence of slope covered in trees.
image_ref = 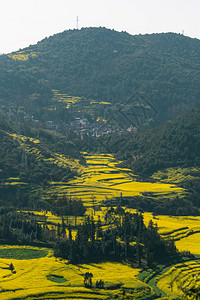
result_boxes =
[0,119,83,209]
[100,105,200,213]
[116,105,200,176]
[1,27,200,126]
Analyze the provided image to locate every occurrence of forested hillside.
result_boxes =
[115,105,200,175]
[100,105,200,213]
[0,119,84,209]
[1,27,200,126]
[2,27,200,300]
[1,26,200,215]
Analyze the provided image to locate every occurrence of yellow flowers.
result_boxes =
[52,89,81,109]
[3,131,185,210]
[138,212,200,254]
[7,51,37,61]
[47,153,184,206]
[156,260,200,298]
[0,249,147,300]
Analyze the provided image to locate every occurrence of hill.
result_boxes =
[102,104,200,213]
[116,104,200,175]
[0,119,85,209]
[1,27,200,127]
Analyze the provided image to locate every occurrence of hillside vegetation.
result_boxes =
[2,27,200,299]
[115,105,200,175]
[0,119,84,209]
[1,28,200,126]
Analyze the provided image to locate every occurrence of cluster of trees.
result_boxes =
[54,207,177,266]
[0,210,54,245]
[83,272,104,289]
[104,194,198,216]
[49,195,86,217]
[0,205,85,247]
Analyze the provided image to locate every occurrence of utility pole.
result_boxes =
[76,16,79,30]
[21,144,28,170]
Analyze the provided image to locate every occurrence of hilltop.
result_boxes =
[1,27,200,127]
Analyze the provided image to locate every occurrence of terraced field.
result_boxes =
[126,211,200,255]
[22,209,200,256]
[2,133,200,299]
[3,131,83,176]
[156,260,200,299]
[1,241,200,299]
[50,89,111,117]
[137,213,200,298]
[20,209,200,299]
[52,90,82,110]
[2,132,184,208]
[46,153,184,207]
[0,246,152,300]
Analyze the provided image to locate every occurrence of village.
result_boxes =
[44,116,137,138]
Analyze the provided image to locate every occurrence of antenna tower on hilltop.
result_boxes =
[76,16,79,30]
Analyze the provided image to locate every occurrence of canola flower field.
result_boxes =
[2,130,184,206]
[50,89,111,117]
[7,51,37,61]
[24,209,200,256]
[2,131,200,298]
[0,245,151,300]
[46,153,184,207]
[156,260,200,299]
[51,90,82,110]
[17,209,200,299]
[1,213,200,300]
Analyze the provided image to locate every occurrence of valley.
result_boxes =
[1,207,200,299]
[1,150,200,299]
[1,27,200,299]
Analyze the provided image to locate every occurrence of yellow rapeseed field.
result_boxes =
[137,211,200,255]
[7,51,37,61]
[52,89,82,109]
[47,153,183,206]
[0,246,150,300]
[1,134,183,207]
[23,208,200,256]
[156,260,200,298]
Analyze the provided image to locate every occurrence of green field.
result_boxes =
[0,246,49,260]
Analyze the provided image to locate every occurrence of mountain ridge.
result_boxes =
[1,27,200,127]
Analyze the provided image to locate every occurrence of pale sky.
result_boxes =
[0,0,200,53]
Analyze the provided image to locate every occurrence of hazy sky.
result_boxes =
[1,0,200,53]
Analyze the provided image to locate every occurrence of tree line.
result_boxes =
[54,206,177,267]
